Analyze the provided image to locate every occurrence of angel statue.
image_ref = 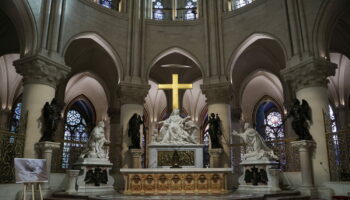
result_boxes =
[287,99,313,140]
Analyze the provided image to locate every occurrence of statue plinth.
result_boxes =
[130,149,143,168]
[291,140,317,196]
[238,160,281,192]
[208,148,223,168]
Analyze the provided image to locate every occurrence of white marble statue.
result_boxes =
[232,123,278,161]
[152,109,198,144]
[80,121,109,159]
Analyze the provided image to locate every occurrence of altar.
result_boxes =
[120,74,233,195]
[120,168,232,195]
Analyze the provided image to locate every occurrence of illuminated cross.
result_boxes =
[158,74,192,110]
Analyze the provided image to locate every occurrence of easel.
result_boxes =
[22,182,43,200]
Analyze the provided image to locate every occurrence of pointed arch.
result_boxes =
[0,1,37,56]
[227,33,288,83]
[62,32,123,83]
[146,46,204,79]
[240,70,284,108]
[64,71,109,121]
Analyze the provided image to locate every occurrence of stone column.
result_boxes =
[0,108,11,130]
[201,82,232,168]
[14,55,70,158]
[35,141,61,190]
[108,107,122,172]
[282,58,336,186]
[208,148,223,168]
[291,140,317,196]
[117,82,149,168]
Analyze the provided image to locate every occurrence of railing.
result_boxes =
[0,130,25,183]
[326,129,350,181]
[231,138,300,174]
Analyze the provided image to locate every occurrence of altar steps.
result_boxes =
[44,190,312,200]
[44,193,90,200]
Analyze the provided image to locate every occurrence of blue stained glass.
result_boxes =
[10,102,22,133]
[62,107,92,169]
[99,0,112,8]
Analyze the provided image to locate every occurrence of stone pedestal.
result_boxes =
[148,144,204,168]
[237,160,281,192]
[35,141,61,190]
[130,149,143,168]
[291,140,317,197]
[209,148,223,168]
[65,170,80,193]
[73,158,115,193]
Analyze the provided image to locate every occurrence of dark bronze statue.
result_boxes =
[40,98,61,142]
[287,99,313,140]
[207,113,222,148]
[128,113,143,149]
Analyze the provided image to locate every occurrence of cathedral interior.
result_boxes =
[0,0,349,199]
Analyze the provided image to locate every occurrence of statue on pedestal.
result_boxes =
[41,98,61,142]
[128,113,143,149]
[207,113,222,148]
[232,123,278,161]
[287,99,313,140]
[153,109,198,145]
[80,121,109,159]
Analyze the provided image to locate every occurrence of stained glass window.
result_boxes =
[61,100,94,169]
[255,101,286,169]
[231,0,255,10]
[184,0,197,20]
[10,102,22,133]
[265,111,284,140]
[99,0,112,8]
[329,105,337,133]
[152,0,165,20]
[150,0,198,21]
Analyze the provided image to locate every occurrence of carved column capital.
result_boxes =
[116,82,150,105]
[281,58,336,91]
[201,82,233,104]
[291,140,316,152]
[14,55,70,88]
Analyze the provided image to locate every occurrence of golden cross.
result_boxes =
[158,74,192,110]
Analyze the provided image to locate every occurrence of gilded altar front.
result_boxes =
[120,168,232,195]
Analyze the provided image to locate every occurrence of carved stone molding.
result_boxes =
[35,141,61,153]
[116,82,150,105]
[291,140,316,152]
[201,82,233,104]
[13,55,70,88]
[281,58,336,91]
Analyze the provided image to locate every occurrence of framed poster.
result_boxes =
[14,158,48,183]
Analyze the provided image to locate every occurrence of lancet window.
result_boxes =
[61,99,95,169]
[150,0,198,21]
[229,0,255,11]
[9,102,22,133]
